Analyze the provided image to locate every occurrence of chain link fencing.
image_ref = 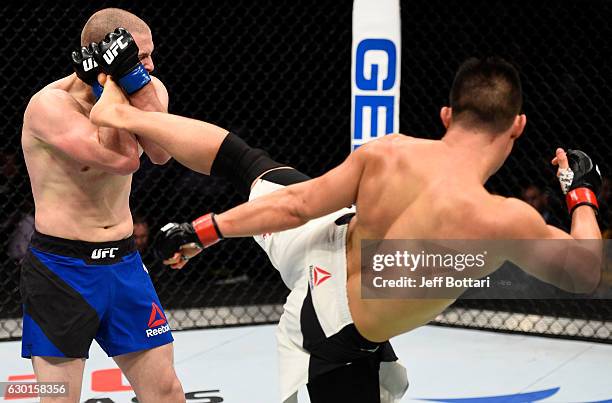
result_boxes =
[1,0,610,342]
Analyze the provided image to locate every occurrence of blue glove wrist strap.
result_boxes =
[118,64,151,95]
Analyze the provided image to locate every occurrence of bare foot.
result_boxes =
[90,74,130,128]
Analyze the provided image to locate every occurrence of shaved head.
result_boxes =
[81,8,150,46]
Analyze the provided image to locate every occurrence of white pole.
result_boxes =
[351,0,401,151]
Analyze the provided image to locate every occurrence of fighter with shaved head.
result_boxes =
[20,8,184,402]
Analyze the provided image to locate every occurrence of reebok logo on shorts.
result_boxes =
[145,302,170,338]
[309,265,332,288]
[148,302,166,328]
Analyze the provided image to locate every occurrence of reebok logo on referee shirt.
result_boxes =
[146,302,170,338]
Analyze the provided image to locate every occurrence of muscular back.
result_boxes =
[352,134,502,241]
[344,135,512,340]
[22,75,139,241]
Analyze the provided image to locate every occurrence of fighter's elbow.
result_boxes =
[558,262,601,294]
[570,247,603,294]
[573,269,601,294]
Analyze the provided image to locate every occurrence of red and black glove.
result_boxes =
[558,149,602,216]
[153,214,224,261]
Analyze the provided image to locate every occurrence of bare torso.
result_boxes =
[22,75,136,241]
[345,134,509,341]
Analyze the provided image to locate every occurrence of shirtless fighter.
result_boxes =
[21,9,184,402]
[89,57,603,402]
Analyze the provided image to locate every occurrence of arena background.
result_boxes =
[0,0,610,343]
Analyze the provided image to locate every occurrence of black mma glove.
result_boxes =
[92,28,151,94]
[557,149,602,215]
[153,222,201,261]
[153,215,224,261]
[71,45,103,99]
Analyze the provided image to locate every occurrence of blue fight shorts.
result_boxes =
[20,231,173,358]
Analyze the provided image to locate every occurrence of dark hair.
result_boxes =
[449,57,522,133]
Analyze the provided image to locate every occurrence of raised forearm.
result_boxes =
[570,207,603,291]
[119,105,228,174]
[570,206,602,240]
[155,187,307,268]
[215,188,306,238]
[550,148,603,290]
[536,207,603,293]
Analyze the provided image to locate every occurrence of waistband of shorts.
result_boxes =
[30,230,136,261]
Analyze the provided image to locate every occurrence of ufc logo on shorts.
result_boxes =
[91,247,119,259]
[102,36,129,64]
[82,58,98,72]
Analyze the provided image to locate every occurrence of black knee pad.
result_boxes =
[260,168,311,186]
[210,132,286,194]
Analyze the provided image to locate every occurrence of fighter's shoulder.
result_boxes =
[490,196,548,237]
[149,75,167,89]
[26,87,78,119]
[355,134,408,156]
[348,140,389,174]
[24,88,84,140]
[146,75,169,109]
[368,134,434,158]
